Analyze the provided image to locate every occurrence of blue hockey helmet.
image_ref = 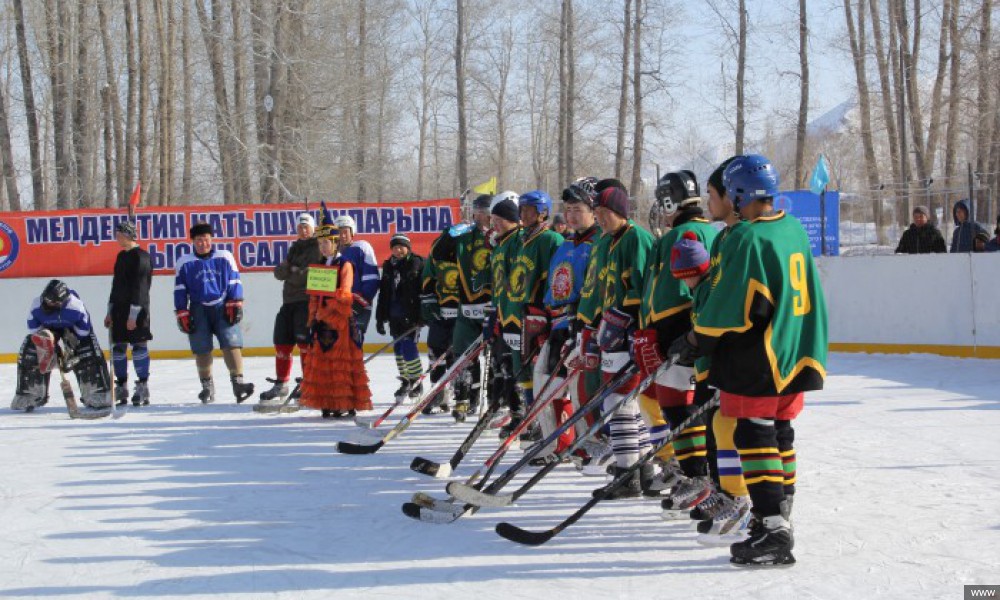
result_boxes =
[518,189,553,218]
[722,154,780,209]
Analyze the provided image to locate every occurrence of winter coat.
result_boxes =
[950,199,988,253]
[376,253,425,328]
[274,237,322,305]
[895,223,946,254]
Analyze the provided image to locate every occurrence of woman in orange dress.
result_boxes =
[299,223,373,418]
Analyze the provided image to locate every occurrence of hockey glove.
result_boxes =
[632,328,665,377]
[420,294,441,323]
[521,306,550,352]
[176,309,192,334]
[352,293,371,317]
[224,300,243,325]
[597,307,633,353]
[376,320,386,336]
[668,331,699,367]
[568,326,599,372]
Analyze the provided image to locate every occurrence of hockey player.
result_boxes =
[174,222,254,404]
[420,229,460,414]
[506,190,564,439]
[335,215,380,343]
[300,220,373,418]
[484,191,523,433]
[589,181,657,498]
[441,193,493,421]
[376,233,425,403]
[633,170,718,507]
[13,280,112,411]
[685,154,828,567]
[259,213,322,407]
[530,178,602,464]
[104,220,153,407]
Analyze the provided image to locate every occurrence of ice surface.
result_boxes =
[1,353,997,599]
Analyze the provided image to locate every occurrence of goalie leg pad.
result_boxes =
[13,335,51,409]
[71,334,113,409]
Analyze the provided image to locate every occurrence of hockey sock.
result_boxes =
[195,353,213,380]
[639,392,675,463]
[297,343,309,371]
[663,404,708,477]
[132,343,150,380]
[397,336,421,379]
[776,419,796,496]
[734,417,785,516]
[112,343,129,381]
[713,411,748,497]
[394,351,407,378]
[605,392,641,468]
[275,344,294,382]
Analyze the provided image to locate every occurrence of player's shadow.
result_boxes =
[0,405,736,597]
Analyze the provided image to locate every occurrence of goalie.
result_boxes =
[12,280,112,412]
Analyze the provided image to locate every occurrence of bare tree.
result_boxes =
[138,0,152,199]
[0,80,21,210]
[356,1,369,201]
[155,0,176,205]
[455,0,469,192]
[943,0,963,182]
[869,0,902,186]
[123,0,138,204]
[974,0,994,214]
[794,0,809,188]
[73,1,95,206]
[615,0,631,179]
[12,0,44,207]
[196,0,237,201]
[230,0,252,202]
[45,0,73,208]
[630,0,644,196]
[181,0,193,201]
[96,2,125,205]
[735,0,747,154]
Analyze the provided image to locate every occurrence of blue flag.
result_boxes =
[809,154,831,196]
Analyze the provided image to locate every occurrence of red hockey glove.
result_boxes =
[521,306,550,352]
[176,309,192,334]
[597,307,633,353]
[632,328,665,378]
[225,300,243,325]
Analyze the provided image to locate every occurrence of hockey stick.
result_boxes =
[55,348,111,420]
[336,335,485,455]
[355,349,451,429]
[402,361,635,522]
[252,378,302,414]
[468,357,680,509]
[495,390,721,546]
[363,325,419,364]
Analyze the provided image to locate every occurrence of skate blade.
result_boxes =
[696,532,749,547]
[660,509,691,521]
[730,553,796,568]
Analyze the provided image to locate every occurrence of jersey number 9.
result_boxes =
[789,253,811,317]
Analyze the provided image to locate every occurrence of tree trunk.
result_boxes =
[614,0,632,179]
[892,0,928,182]
[100,86,114,208]
[455,0,468,192]
[943,0,962,182]
[974,0,993,214]
[137,0,151,200]
[96,2,125,206]
[195,0,236,202]
[844,0,887,242]
[123,0,137,204]
[735,0,747,154]
[795,0,809,189]
[182,0,193,202]
[629,0,644,197]
[558,0,567,187]
[250,0,272,202]
[566,0,575,184]
[154,0,175,205]
[73,1,94,207]
[0,81,21,210]
[356,0,368,201]
[230,0,252,202]
[887,0,911,224]
[12,0,44,208]
[869,0,902,186]
[45,0,72,208]
[923,0,951,175]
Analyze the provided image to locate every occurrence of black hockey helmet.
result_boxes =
[41,279,70,312]
[655,170,700,216]
[472,194,493,211]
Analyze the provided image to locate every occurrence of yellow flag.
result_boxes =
[472,177,497,196]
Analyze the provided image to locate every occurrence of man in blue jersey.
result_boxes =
[174,222,254,404]
[12,279,113,412]
[335,215,380,344]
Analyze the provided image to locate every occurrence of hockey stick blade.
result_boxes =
[446,481,509,509]
[336,440,385,455]
[410,492,461,512]
[401,502,471,524]
[410,457,451,479]
[495,522,556,546]
[71,408,113,420]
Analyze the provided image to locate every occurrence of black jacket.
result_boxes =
[376,253,425,327]
[895,223,946,254]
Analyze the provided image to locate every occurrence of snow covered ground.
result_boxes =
[0,352,997,600]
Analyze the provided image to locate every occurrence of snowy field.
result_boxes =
[0,352,997,600]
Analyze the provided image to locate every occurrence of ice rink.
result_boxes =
[1,352,998,599]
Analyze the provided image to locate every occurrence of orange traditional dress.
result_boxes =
[299,255,373,412]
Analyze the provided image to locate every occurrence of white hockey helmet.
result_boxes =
[334,215,356,233]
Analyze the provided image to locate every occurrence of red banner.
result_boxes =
[0,199,459,278]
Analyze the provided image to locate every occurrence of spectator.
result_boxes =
[985,216,1000,252]
[895,206,946,254]
[551,213,570,239]
[973,231,990,253]
[950,199,987,253]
